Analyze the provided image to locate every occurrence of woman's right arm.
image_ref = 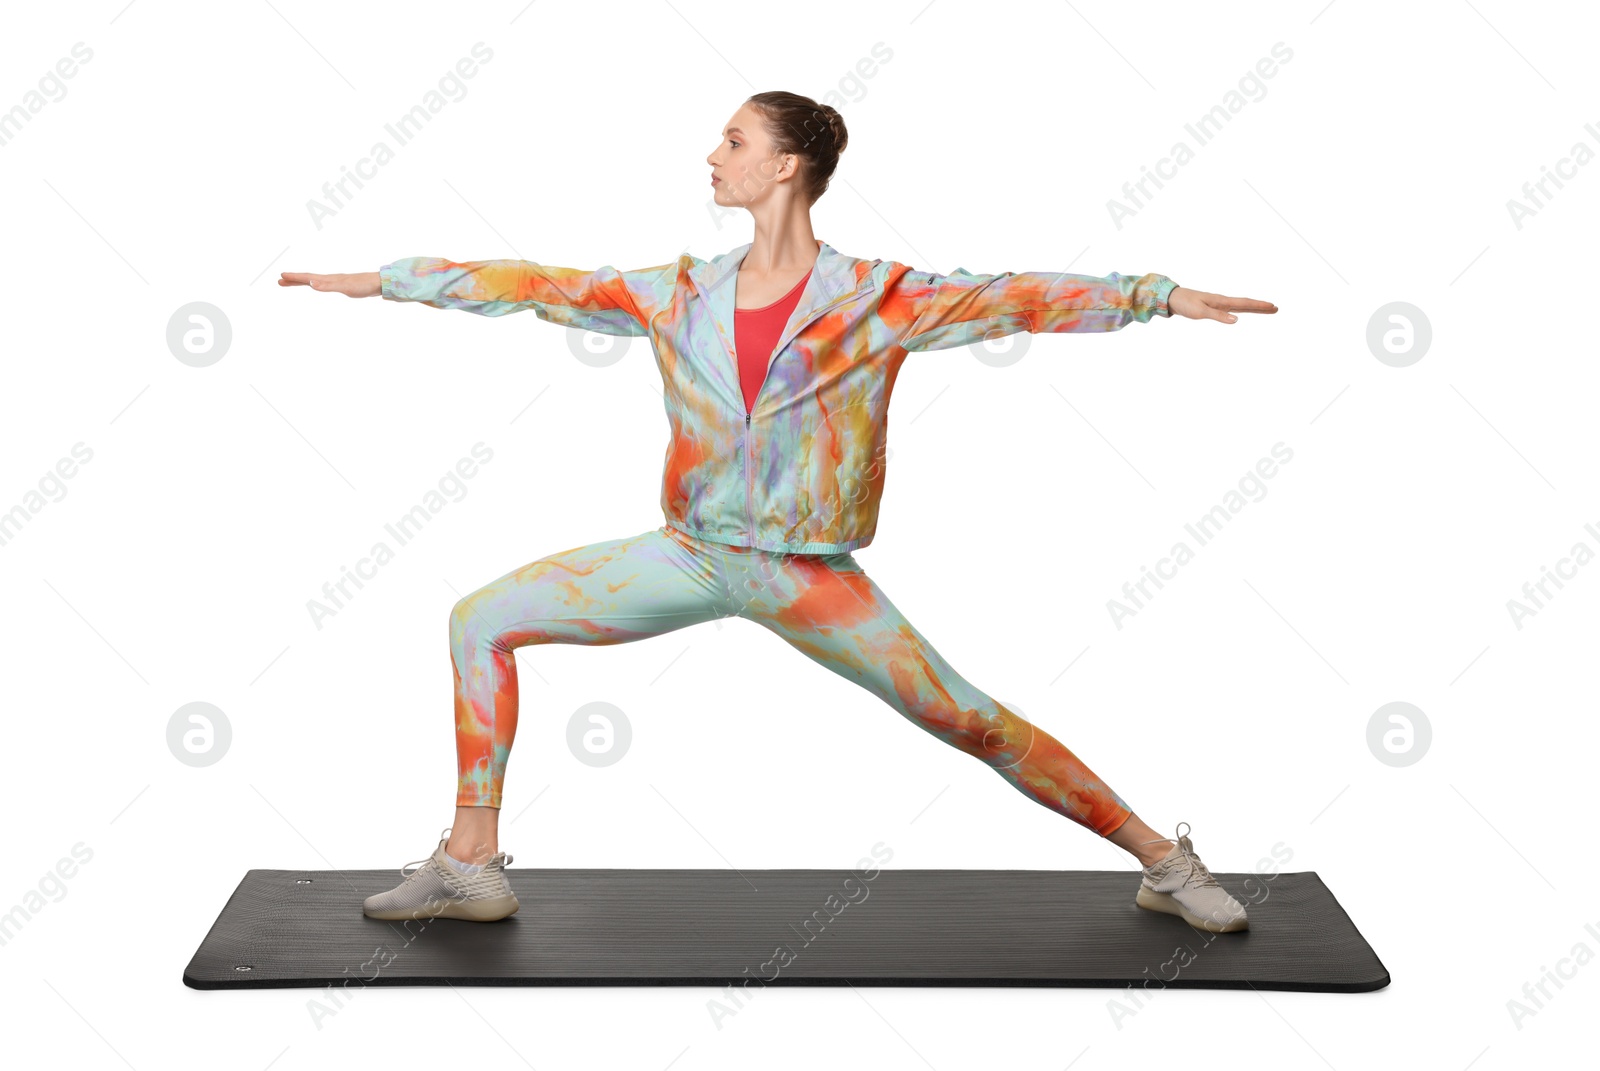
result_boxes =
[279,257,680,337]
[277,270,381,297]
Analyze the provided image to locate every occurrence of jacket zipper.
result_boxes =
[742,299,824,546]
[728,284,867,547]
[745,409,754,544]
[744,351,776,545]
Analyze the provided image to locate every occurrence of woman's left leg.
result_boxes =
[712,540,1251,929]
[718,546,1137,840]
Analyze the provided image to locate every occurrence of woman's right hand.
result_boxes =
[278,270,382,298]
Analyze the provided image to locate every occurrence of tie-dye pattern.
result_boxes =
[449,523,1133,836]
[381,241,1175,555]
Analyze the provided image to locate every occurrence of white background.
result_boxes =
[2,0,1595,1068]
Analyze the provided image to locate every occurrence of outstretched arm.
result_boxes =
[880,262,1273,352]
[1166,285,1277,323]
[279,257,681,337]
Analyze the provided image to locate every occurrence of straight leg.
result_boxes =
[723,548,1137,838]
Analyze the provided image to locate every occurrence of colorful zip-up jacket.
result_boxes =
[380,240,1177,554]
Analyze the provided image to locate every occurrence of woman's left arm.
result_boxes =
[1167,285,1278,323]
[881,262,1273,352]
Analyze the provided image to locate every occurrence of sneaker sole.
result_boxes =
[1135,886,1248,933]
[363,895,520,923]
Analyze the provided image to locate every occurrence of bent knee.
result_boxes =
[450,593,507,649]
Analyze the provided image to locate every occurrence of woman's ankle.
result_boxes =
[1104,812,1172,867]
[448,806,500,863]
[445,836,497,864]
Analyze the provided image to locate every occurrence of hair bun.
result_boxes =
[823,106,847,152]
[745,91,848,202]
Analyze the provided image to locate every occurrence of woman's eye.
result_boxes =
[729,140,740,148]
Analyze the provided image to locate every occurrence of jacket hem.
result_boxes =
[663,519,871,556]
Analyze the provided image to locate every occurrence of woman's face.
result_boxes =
[707,104,794,208]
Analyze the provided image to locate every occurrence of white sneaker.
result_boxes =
[1135,822,1249,933]
[362,827,519,922]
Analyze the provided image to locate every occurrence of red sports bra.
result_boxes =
[733,268,811,414]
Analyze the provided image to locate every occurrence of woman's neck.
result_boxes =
[740,218,820,276]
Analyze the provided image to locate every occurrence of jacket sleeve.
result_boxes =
[378,257,678,336]
[881,262,1178,353]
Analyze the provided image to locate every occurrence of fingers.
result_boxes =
[278,271,341,293]
[1192,293,1274,324]
[278,271,333,289]
[1214,295,1277,314]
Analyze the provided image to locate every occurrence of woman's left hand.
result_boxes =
[1169,286,1277,323]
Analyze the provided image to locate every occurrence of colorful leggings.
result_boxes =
[449,523,1134,837]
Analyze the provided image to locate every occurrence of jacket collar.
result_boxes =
[687,238,866,379]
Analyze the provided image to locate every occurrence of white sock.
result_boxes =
[443,850,485,875]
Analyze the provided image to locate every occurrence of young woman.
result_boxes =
[280,91,1276,931]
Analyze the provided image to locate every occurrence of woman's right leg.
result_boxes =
[445,525,727,862]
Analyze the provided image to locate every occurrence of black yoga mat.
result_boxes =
[183,867,1389,992]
